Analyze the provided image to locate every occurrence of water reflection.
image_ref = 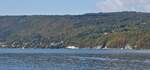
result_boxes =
[0,49,150,70]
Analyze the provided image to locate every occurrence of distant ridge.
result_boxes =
[0,11,149,49]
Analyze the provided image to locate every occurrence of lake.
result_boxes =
[0,48,150,70]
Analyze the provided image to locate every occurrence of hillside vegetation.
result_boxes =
[0,12,149,49]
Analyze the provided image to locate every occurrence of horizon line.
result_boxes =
[0,11,149,16]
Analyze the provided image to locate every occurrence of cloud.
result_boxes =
[96,0,150,12]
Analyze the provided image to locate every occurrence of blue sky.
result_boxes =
[0,0,99,15]
[0,0,149,15]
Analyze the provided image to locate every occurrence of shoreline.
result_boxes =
[0,48,150,54]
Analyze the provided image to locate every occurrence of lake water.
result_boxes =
[0,48,150,70]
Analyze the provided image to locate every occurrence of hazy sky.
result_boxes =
[0,0,149,15]
[97,0,150,12]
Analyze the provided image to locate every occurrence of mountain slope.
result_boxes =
[0,12,149,48]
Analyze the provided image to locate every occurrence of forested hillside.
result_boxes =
[0,12,149,49]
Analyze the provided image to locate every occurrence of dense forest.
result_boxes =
[0,12,149,49]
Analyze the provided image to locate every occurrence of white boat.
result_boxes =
[22,47,25,49]
[66,46,79,49]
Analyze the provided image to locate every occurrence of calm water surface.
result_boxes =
[0,48,150,70]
